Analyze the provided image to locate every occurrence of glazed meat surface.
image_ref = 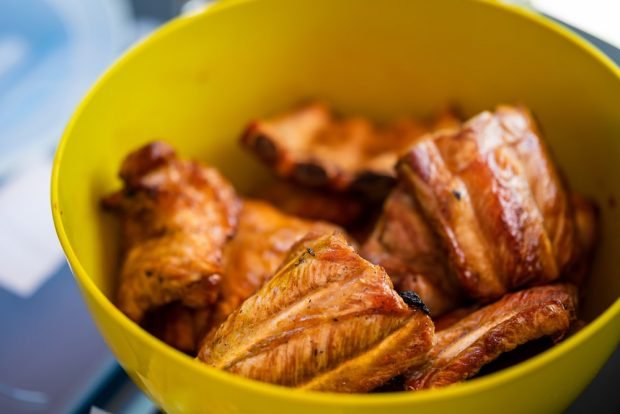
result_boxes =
[214,199,343,324]
[405,284,577,390]
[199,233,434,393]
[361,186,461,316]
[398,106,582,300]
[241,102,460,196]
[102,141,241,323]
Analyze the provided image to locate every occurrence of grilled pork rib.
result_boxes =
[199,233,434,392]
[405,284,577,390]
[398,106,584,300]
[241,102,460,196]
[103,141,241,326]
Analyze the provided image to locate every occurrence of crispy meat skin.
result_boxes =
[241,102,460,195]
[198,233,434,392]
[103,141,241,324]
[214,199,343,323]
[405,284,577,390]
[361,187,461,316]
[398,106,581,300]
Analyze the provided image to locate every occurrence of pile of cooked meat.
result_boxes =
[103,103,598,393]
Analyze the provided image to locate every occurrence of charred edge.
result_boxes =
[252,134,278,163]
[120,141,176,186]
[295,253,306,267]
[100,191,124,210]
[124,188,137,198]
[398,291,431,316]
[351,172,395,201]
[372,375,406,393]
[293,163,329,187]
[306,247,316,256]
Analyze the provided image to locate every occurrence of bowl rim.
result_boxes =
[51,0,620,406]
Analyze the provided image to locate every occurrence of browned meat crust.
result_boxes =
[198,233,434,393]
[405,284,577,390]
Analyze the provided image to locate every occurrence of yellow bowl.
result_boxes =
[52,0,620,412]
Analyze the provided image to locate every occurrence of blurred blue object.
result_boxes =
[0,2,155,413]
[0,0,134,176]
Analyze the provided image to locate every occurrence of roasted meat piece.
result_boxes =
[398,105,584,300]
[254,182,367,227]
[102,141,241,324]
[241,102,460,197]
[405,284,577,390]
[198,233,434,393]
[361,186,462,316]
[214,200,344,324]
